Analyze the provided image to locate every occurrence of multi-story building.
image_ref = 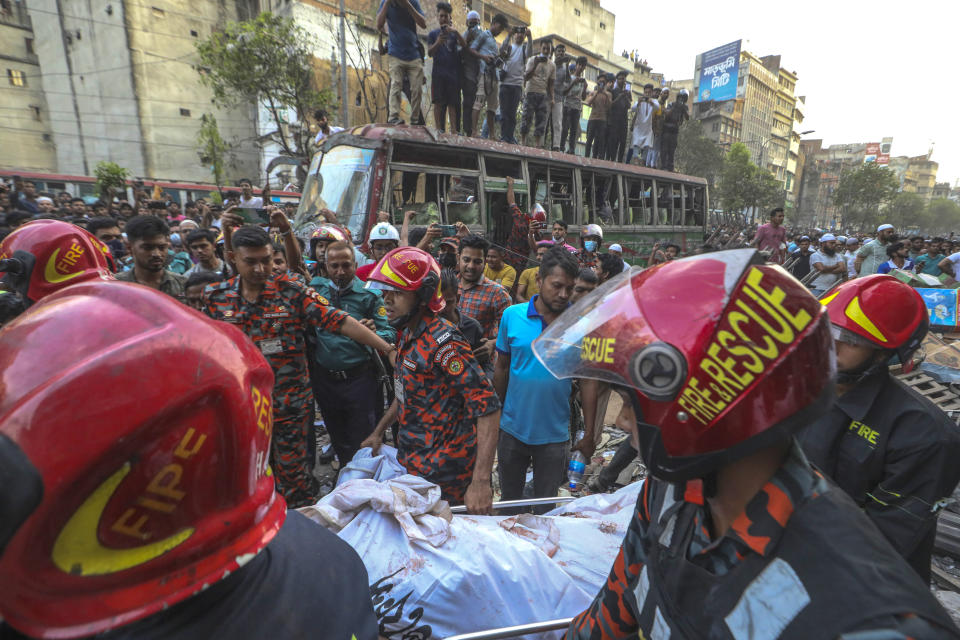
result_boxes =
[471,0,530,34]
[761,55,797,184]
[17,0,261,182]
[1,0,56,172]
[523,0,614,60]
[737,50,778,169]
[786,97,806,206]
[697,98,743,147]
[694,46,804,196]
[797,139,909,228]
[908,155,938,200]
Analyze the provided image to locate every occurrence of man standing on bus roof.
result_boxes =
[605,70,632,163]
[470,13,508,140]
[750,206,787,264]
[519,38,555,150]
[377,0,427,126]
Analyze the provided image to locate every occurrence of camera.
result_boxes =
[512,26,525,34]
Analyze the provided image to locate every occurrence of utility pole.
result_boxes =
[339,0,349,128]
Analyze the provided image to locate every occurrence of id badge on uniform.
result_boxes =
[258,338,283,356]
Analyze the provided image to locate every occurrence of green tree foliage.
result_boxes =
[718,143,757,215]
[195,12,332,163]
[716,142,785,221]
[832,162,899,231]
[675,120,725,188]
[927,198,960,234]
[754,170,786,213]
[885,192,926,231]
[93,161,130,203]
[197,113,230,192]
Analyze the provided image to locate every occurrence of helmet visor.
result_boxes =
[364,280,402,293]
[534,267,664,392]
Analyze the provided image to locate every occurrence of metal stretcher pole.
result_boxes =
[449,496,577,514]
[444,618,574,639]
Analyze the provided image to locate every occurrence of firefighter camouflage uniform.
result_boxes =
[203,273,348,508]
[395,314,500,504]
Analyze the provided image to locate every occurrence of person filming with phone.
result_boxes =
[519,39,555,149]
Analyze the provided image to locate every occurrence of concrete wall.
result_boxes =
[523,0,613,60]
[24,0,260,182]
[28,0,144,175]
[0,1,56,171]
[124,0,260,182]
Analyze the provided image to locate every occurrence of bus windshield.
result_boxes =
[294,145,375,240]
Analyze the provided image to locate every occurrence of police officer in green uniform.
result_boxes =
[310,241,397,467]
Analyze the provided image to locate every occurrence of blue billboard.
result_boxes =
[696,40,742,103]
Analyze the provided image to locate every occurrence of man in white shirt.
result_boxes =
[313,109,344,146]
[844,236,860,279]
[237,180,263,209]
[855,223,896,275]
[809,233,846,297]
[628,84,659,166]
[498,26,531,145]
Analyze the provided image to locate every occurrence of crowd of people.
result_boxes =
[5,157,960,639]
[0,171,632,514]
[375,0,689,169]
[734,207,960,298]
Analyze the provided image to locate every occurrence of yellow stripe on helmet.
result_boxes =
[377,260,409,287]
[845,296,888,343]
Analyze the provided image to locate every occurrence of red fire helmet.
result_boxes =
[0,280,285,639]
[531,203,547,224]
[820,274,928,373]
[365,246,445,313]
[534,249,834,482]
[0,219,114,305]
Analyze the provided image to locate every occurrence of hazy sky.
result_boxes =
[600,0,959,186]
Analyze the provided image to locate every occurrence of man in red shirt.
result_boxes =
[750,207,787,264]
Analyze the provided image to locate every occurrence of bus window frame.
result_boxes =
[386,162,485,230]
[544,164,577,227]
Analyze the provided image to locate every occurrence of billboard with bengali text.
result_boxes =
[696,40,742,103]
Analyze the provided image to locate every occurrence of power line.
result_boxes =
[0,124,265,156]
[21,49,196,80]
[0,106,262,127]
[6,84,236,108]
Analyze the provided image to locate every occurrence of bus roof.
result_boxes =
[331,124,708,186]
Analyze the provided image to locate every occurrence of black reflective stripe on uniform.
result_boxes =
[631,478,958,640]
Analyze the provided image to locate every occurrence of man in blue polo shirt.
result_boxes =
[493,245,585,507]
[377,0,427,125]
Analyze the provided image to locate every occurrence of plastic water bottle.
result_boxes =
[568,431,587,489]
[567,451,587,490]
